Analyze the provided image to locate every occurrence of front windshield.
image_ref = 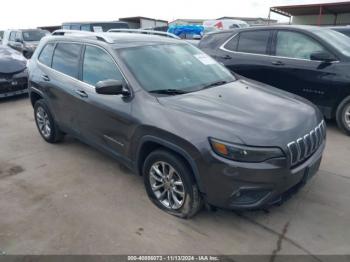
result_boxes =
[313,28,350,57]
[118,43,235,93]
[22,30,47,41]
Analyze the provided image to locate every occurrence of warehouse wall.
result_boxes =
[293,13,350,25]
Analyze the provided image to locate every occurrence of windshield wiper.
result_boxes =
[199,80,230,90]
[149,89,189,95]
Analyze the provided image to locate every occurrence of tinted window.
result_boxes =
[9,32,16,41]
[52,43,82,78]
[38,43,55,66]
[199,32,232,49]
[15,32,22,41]
[70,25,80,30]
[82,46,123,86]
[276,31,327,60]
[237,30,270,54]
[81,24,91,31]
[224,35,239,51]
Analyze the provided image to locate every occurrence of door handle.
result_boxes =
[221,54,232,60]
[41,75,50,81]
[271,60,285,66]
[75,90,88,98]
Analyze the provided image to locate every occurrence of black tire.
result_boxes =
[143,149,203,218]
[34,99,64,143]
[336,96,350,136]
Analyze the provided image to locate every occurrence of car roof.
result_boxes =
[205,25,328,36]
[47,32,182,49]
[329,26,350,30]
[63,21,128,25]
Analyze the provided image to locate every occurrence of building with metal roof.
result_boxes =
[269,1,350,26]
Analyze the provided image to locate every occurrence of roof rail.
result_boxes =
[107,29,180,39]
[51,29,114,44]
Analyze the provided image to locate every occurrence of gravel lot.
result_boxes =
[0,95,350,256]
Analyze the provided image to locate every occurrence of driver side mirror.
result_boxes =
[95,79,130,96]
[310,51,336,63]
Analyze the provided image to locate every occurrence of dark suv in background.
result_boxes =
[28,32,325,218]
[2,29,49,58]
[199,26,350,135]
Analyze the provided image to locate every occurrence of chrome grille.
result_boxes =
[287,120,326,167]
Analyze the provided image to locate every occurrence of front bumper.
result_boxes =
[0,71,28,98]
[200,140,325,210]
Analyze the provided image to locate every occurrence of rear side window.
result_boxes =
[82,46,123,86]
[52,43,82,78]
[38,43,55,66]
[237,30,270,55]
[199,32,232,49]
[224,35,239,51]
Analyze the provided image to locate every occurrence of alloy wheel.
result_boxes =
[36,106,51,138]
[149,161,186,210]
[345,104,350,129]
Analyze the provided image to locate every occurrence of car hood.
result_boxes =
[157,79,322,147]
[0,46,27,74]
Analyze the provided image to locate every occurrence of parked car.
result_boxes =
[0,45,28,98]
[203,19,250,31]
[62,22,129,32]
[2,29,49,58]
[28,32,325,218]
[199,25,350,135]
[329,26,350,38]
[0,30,4,43]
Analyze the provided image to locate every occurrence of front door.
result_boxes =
[268,30,341,111]
[76,45,132,159]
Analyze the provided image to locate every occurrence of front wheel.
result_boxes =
[336,97,350,136]
[34,99,64,143]
[143,150,203,218]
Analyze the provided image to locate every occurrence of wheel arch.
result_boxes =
[136,135,205,193]
[29,89,44,108]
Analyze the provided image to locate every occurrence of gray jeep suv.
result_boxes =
[28,31,326,218]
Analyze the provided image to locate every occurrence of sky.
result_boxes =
[0,0,344,29]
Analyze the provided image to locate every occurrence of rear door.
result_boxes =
[215,29,276,85]
[268,29,341,111]
[46,42,84,134]
[76,45,132,158]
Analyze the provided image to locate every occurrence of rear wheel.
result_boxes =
[34,99,64,143]
[336,96,350,136]
[143,150,202,218]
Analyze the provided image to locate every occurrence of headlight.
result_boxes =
[209,138,284,162]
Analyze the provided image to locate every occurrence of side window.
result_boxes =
[224,34,239,51]
[15,32,22,41]
[38,43,55,67]
[52,43,82,78]
[9,32,16,41]
[237,30,270,55]
[70,25,80,30]
[276,31,328,60]
[82,46,124,86]
[81,25,91,31]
